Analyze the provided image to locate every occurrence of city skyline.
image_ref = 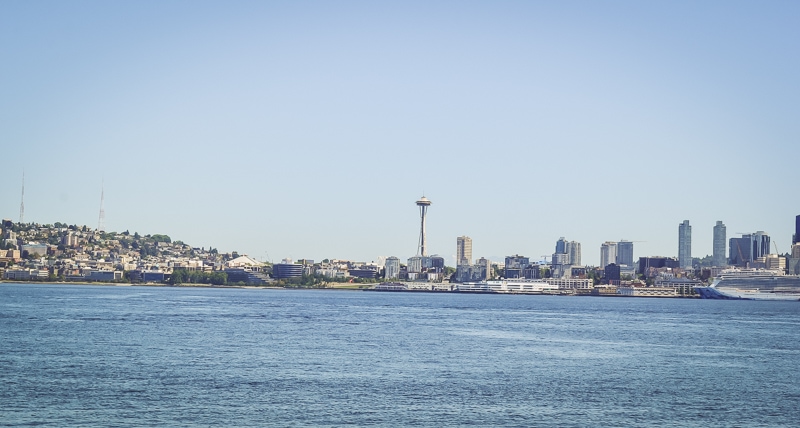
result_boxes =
[4,187,798,267]
[2,1,798,266]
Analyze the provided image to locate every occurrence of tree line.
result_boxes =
[168,269,227,285]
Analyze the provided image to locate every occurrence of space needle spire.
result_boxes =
[416,195,432,256]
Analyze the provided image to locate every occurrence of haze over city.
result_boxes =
[2,1,798,266]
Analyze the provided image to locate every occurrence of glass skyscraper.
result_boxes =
[616,240,634,266]
[713,221,726,267]
[679,220,692,269]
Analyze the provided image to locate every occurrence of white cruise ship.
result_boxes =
[695,268,800,300]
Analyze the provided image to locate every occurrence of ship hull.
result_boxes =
[695,286,800,301]
[695,270,800,301]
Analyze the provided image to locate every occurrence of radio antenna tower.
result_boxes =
[97,181,105,232]
[416,195,432,256]
[19,170,25,224]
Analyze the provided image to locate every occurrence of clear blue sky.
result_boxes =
[2,1,798,266]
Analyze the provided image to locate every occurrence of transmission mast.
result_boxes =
[98,182,105,232]
[19,170,25,223]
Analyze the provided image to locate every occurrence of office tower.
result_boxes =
[728,231,769,267]
[751,231,770,258]
[555,237,567,254]
[616,240,634,266]
[729,237,751,266]
[679,220,692,269]
[385,256,400,280]
[567,241,581,266]
[504,255,530,279]
[456,236,473,266]
[600,242,617,268]
[407,256,423,273]
[713,221,727,267]
[794,215,800,244]
[416,196,432,256]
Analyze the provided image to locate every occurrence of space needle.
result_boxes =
[416,196,432,256]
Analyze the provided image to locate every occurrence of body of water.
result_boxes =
[2,283,799,427]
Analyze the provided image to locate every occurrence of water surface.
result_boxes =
[2,284,798,427]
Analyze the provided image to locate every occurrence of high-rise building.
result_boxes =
[552,237,573,278]
[713,221,727,267]
[567,241,581,266]
[600,242,617,268]
[555,237,568,254]
[678,220,692,269]
[456,236,472,266]
[729,231,770,267]
[751,231,770,259]
[729,237,751,267]
[616,241,634,266]
[416,196,432,256]
[794,215,800,245]
[407,256,422,273]
[739,231,770,261]
[385,256,400,280]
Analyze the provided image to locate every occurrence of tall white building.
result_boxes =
[456,236,473,266]
[385,256,400,280]
[600,241,617,268]
[407,256,423,274]
[567,241,581,266]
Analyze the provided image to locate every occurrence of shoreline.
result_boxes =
[0,280,370,291]
[0,280,701,298]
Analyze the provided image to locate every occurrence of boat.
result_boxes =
[695,268,800,300]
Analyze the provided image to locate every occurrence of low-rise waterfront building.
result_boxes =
[544,278,593,290]
[272,260,303,279]
[3,268,49,281]
[87,270,123,282]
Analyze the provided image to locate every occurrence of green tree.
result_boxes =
[151,234,171,243]
[169,269,187,285]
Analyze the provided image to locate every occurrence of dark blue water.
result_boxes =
[2,284,799,427]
